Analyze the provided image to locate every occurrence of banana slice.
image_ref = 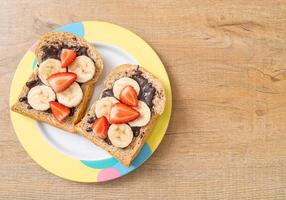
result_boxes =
[38,58,65,85]
[108,124,133,148]
[129,101,151,127]
[95,97,119,119]
[56,82,83,107]
[113,77,140,99]
[68,55,95,83]
[27,85,56,111]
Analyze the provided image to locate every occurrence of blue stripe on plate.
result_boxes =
[112,143,152,175]
[80,157,118,169]
[53,22,84,38]
[32,58,37,69]
[80,143,152,174]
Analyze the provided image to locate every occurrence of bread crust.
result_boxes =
[11,32,103,133]
[76,64,166,166]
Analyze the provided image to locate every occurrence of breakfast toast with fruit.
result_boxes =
[11,32,103,132]
[76,64,166,166]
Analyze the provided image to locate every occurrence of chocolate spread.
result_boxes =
[87,116,96,124]
[104,138,112,145]
[132,70,156,108]
[41,45,89,62]
[45,108,52,113]
[19,96,27,102]
[26,79,42,89]
[27,105,33,109]
[69,107,76,116]
[20,78,42,109]
[41,46,59,61]
[94,69,156,143]
[86,127,92,132]
[102,70,156,109]
[131,127,141,137]
[102,89,113,97]
[22,45,89,116]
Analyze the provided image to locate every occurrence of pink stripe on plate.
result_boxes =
[97,168,121,182]
[29,41,38,53]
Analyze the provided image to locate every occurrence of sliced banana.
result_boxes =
[27,85,56,111]
[113,77,140,99]
[56,82,83,107]
[108,124,133,148]
[129,101,151,127]
[38,58,65,85]
[95,97,119,119]
[68,55,95,83]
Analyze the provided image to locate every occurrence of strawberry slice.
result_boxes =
[47,72,77,92]
[92,116,109,139]
[109,103,140,124]
[119,85,138,106]
[60,49,77,68]
[49,101,70,122]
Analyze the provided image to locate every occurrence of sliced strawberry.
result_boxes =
[47,72,77,92]
[92,116,109,139]
[109,103,140,124]
[60,49,77,68]
[119,85,138,106]
[49,101,70,122]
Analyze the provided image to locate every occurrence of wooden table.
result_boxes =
[1,0,286,199]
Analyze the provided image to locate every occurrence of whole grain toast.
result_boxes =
[11,32,103,132]
[76,64,166,166]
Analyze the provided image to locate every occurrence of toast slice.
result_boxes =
[11,32,103,132]
[76,64,166,166]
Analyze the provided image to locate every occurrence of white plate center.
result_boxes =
[37,42,139,161]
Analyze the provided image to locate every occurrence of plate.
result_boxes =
[9,21,172,182]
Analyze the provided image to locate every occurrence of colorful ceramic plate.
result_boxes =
[9,21,172,182]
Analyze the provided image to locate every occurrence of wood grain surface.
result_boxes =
[1,0,286,199]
